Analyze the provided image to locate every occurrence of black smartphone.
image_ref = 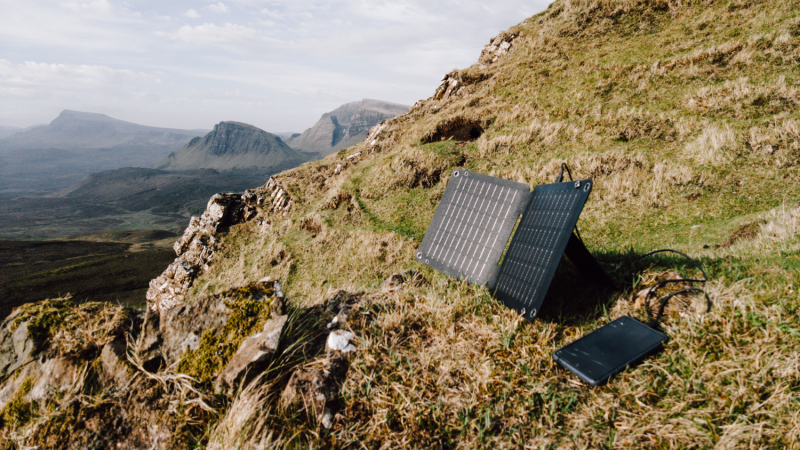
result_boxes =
[552,316,668,386]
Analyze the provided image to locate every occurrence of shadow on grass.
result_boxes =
[537,249,713,326]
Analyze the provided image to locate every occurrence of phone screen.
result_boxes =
[553,316,667,386]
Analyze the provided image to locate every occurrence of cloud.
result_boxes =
[204,2,228,13]
[183,9,201,19]
[60,0,112,15]
[260,8,284,20]
[168,23,260,48]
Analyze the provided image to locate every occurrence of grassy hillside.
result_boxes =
[5,0,799,447]
[180,0,800,447]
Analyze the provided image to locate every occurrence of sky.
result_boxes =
[0,0,550,132]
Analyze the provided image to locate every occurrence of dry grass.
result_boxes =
[684,125,738,166]
[113,0,800,446]
[687,76,800,118]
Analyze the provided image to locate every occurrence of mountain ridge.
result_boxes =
[155,121,307,176]
[286,99,409,157]
[0,109,206,151]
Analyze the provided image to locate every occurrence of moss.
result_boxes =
[10,297,75,342]
[177,285,281,384]
[0,376,37,431]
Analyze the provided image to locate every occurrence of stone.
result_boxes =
[326,330,355,353]
[215,314,288,395]
[138,281,284,369]
[100,336,134,388]
[0,312,42,379]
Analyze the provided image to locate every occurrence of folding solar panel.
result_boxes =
[417,171,612,320]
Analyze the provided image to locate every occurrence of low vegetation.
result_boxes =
[3,0,800,447]
[184,0,800,446]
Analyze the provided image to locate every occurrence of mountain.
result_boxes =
[0,110,205,150]
[0,126,22,139]
[155,121,307,176]
[0,110,206,195]
[286,99,409,157]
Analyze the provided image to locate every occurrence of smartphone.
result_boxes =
[552,316,668,386]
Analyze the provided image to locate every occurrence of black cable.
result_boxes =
[555,163,573,183]
[551,162,713,328]
[646,287,713,328]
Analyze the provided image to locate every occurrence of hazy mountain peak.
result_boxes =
[52,109,121,125]
[287,99,410,157]
[155,120,306,176]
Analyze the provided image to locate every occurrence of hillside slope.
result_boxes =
[155,121,307,176]
[287,99,409,157]
[2,0,800,447]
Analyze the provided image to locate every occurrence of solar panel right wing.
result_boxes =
[494,180,594,320]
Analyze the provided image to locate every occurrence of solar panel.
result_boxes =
[418,171,607,321]
[494,180,593,319]
[415,169,530,287]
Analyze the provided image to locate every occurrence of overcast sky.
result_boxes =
[0,0,549,132]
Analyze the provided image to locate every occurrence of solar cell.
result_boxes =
[494,180,593,319]
[415,169,530,287]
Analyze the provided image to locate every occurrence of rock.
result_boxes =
[146,180,293,312]
[139,280,284,370]
[477,31,517,66]
[326,330,356,353]
[101,336,134,388]
[215,314,288,395]
[280,353,350,429]
[0,309,45,380]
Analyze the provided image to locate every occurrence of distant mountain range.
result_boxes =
[155,121,306,176]
[0,126,22,139]
[0,110,207,195]
[0,110,205,150]
[287,99,409,157]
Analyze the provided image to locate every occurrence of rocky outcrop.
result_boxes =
[477,30,518,67]
[431,31,517,103]
[146,178,293,311]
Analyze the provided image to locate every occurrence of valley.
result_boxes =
[0,230,178,318]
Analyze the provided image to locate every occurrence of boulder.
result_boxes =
[138,280,284,369]
[215,313,288,395]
